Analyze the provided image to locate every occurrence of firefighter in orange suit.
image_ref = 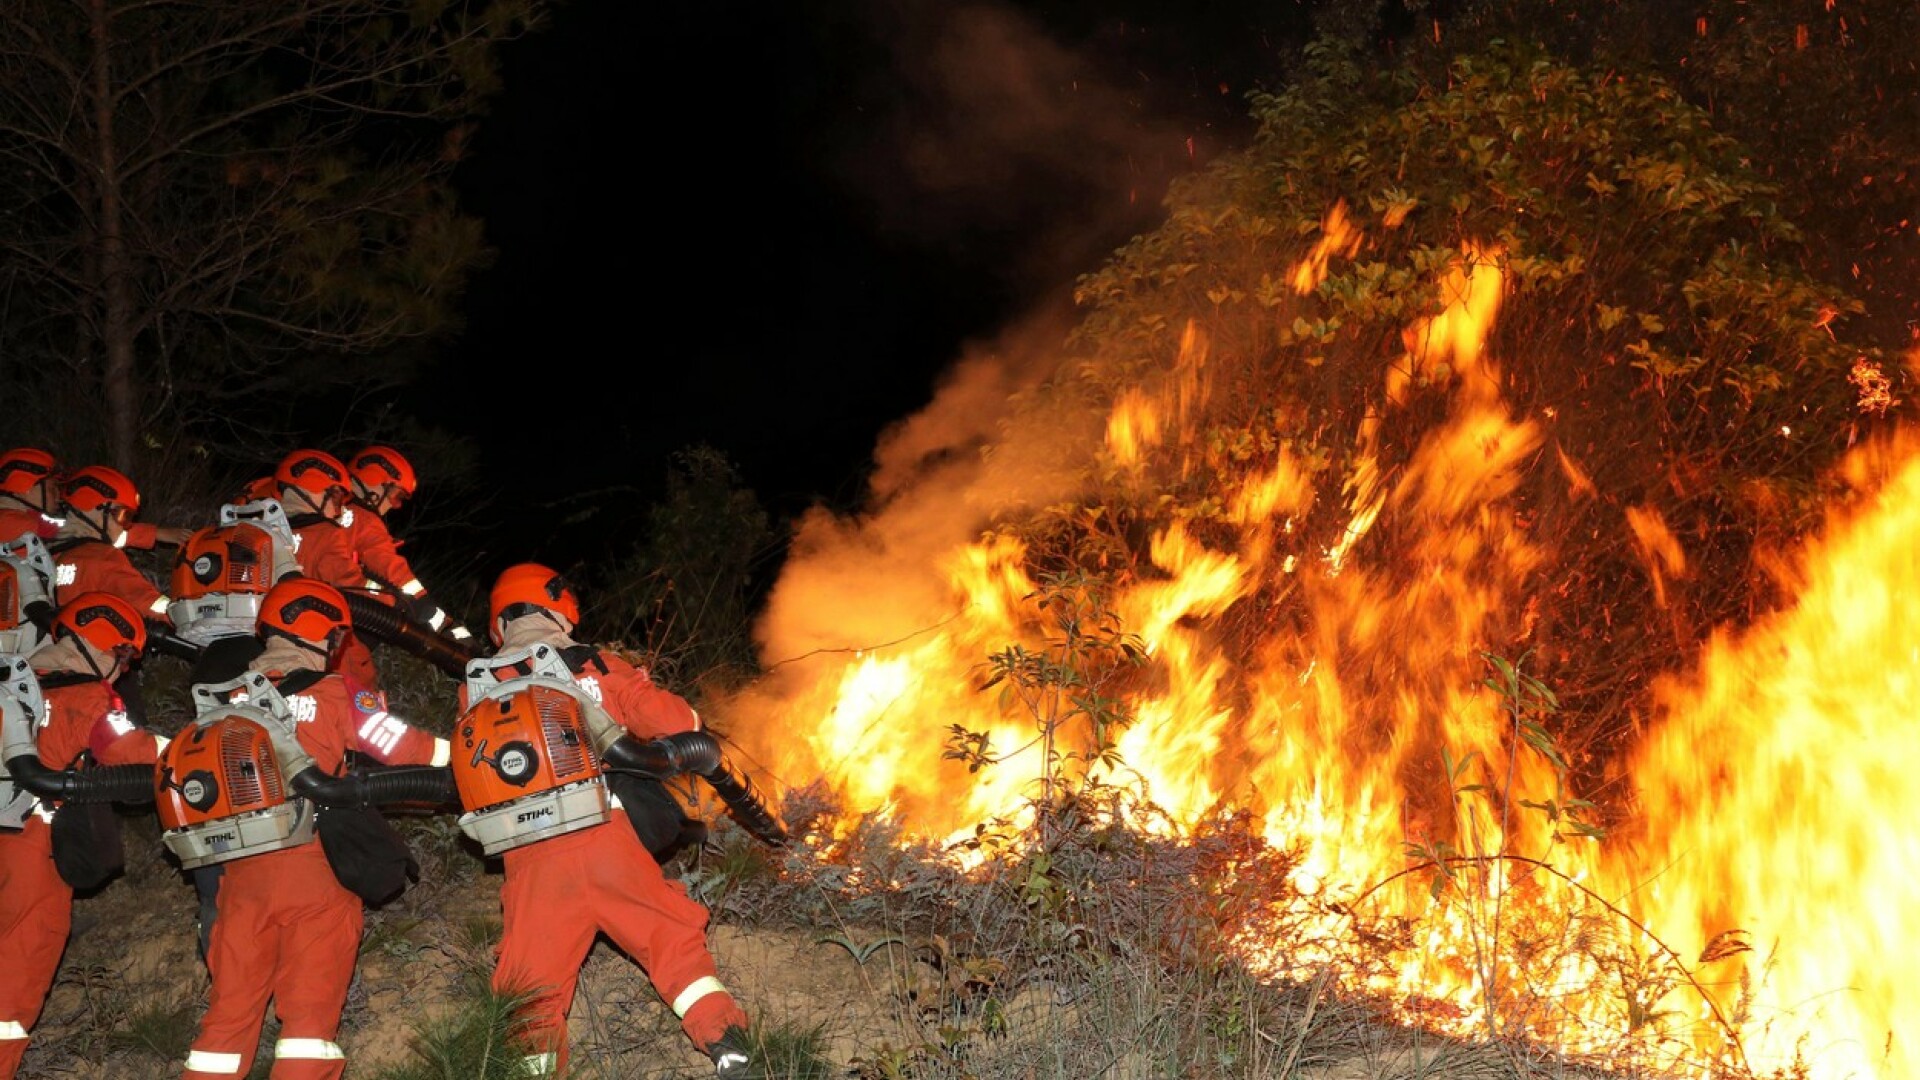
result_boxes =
[0,449,62,544]
[341,446,473,643]
[0,594,159,1080]
[180,578,447,1080]
[50,466,180,729]
[48,466,175,623]
[473,563,753,1078]
[1,449,190,551]
[270,450,382,689]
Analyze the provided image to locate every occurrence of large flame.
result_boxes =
[722,203,1916,1078]
[1599,423,1920,1078]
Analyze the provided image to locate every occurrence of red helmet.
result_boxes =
[0,448,58,496]
[274,450,351,499]
[54,591,148,655]
[62,465,141,515]
[236,475,279,504]
[348,446,417,498]
[258,578,351,644]
[488,563,579,644]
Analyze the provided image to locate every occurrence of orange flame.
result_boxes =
[725,214,1917,1077]
[1601,417,1920,1079]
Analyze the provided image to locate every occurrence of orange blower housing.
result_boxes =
[167,500,300,646]
[155,673,317,868]
[450,644,616,855]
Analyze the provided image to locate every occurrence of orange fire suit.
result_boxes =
[0,506,56,544]
[0,676,157,1080]
[466,645,747,1075]
[4,503,171,553]
[50,537,172,729]
[123,522,169,551]
[181,665,443,1080]
[338,502,460,634]
[282,514,380,689]
[50,537,171,623]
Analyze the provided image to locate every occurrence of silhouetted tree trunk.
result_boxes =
[88,0,138,467]
[0,0,541,471]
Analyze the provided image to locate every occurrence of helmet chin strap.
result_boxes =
[287,486,326,516]
[73,506,112,539]
[297,632,335,663]
[70,636,110,682]
[266,627,334,664]
[495,608,574,649]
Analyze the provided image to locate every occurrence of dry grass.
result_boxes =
[22,787,1768,1080]
[18,657,1789,1080]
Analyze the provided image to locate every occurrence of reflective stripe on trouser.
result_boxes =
[0,1020,28,1080]
[276,1038,344,1061]
[183,1050,243,1074]
[515,1051,558,1077]
[494,819,748,1073]
[0,828,74,1080]
[183,844,359,1080]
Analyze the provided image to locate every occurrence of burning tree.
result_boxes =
[1058,39,1877,775]
[727,35,1913,1080]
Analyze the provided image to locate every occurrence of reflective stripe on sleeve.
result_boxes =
[670,975,729,1018]
[431,737,451,767]
[358,712,407,756]
[275,1037,344,1060]
[0,1019,28,1039]
[184,1049,245,1073]
[400,579,426,597]
[148,596,171,616]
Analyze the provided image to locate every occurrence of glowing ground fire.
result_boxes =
[725,205,1916,1079]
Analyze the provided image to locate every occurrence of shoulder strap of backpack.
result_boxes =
[33,670,96,691]
[274,669,327,696]
[560,644,609,677]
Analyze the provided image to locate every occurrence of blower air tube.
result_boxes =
[601,730,723,779]
[291,764,460,810]
[344,592,478,678]
[144,626,206,663]
[4,755,154,804]
[702,760,790,848]
[601,732,789,848]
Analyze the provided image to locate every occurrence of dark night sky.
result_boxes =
[406,1,1319,567]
